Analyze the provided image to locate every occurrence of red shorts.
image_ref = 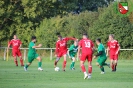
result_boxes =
[12,49,22,57]
[57,51,67,58]
[109,54,118,60]
[80,53,92,62]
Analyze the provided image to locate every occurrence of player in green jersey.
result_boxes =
[24,36,43,71]
[93,38,110,74]
[68,40,78,70]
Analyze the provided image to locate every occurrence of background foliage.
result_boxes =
[0,0,133,49]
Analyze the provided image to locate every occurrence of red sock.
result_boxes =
[88,66,92,74]
[20,58,24,66]
[81,64,86,72]
[14,60,18,66]
[63,60,67,69]
[112,64,114,70]
[54,61,58,66]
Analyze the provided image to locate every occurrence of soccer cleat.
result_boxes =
[72,67,75,70]
[38,67,43,71]
[101,72,105,74]
[84,74,88,79]
[21,65,24,67]
[112,70,116,72]
[16,65,18,67]
[107,63,110,68]
[24,66,27,71]
[88,74,91,79]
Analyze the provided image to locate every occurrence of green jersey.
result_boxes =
[98,43,106,58]
[28,42,36,57]
[69,44,78,57]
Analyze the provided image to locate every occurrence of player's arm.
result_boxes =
[19,40,22,49]
[115,43,120,55]
[77,45,81,59]
[7,41,11,50]
[106,42,109,56]
[32,44,42,48]
[106,47,109,56]
[55,42,59,56]
[65,37,77,41]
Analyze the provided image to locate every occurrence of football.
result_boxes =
[54,67,60,71]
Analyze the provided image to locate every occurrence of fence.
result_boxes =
[0,47,55,61]
[0,47,133,61]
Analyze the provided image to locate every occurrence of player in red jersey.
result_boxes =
[77,33,94,79]
[54,35,76,71]
[107,34,120,72]
[7,35,24,66]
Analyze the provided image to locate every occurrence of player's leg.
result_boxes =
[87,55,92,79]
[62,54,67,71]
[54,53,61,68]
[36,56,43,71]
[80,54,87,79]
[114,55,118,71]
[54,57,60,68]
[12,51,18,66]
[97,58,106,74]
[24,57,33,71]
[110,55,115,71]
[70,54,76,70]
[17,50,24,66]
[24,62,31,71]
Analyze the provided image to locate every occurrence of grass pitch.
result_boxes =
[0,58,133,88]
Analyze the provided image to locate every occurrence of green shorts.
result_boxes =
[97,57,107,66]
[69,53,76,58]
[28,53,39,63]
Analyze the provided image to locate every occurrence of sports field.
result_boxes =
[0,58,133,88]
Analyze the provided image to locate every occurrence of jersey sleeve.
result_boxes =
[65,37,76,42]
[8,40,12,46]
[30,42,35,48]
[91,41,94,48]
[55,42,59,54]
[19,40,22,44]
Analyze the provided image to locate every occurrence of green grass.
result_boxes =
[0,58,133,88]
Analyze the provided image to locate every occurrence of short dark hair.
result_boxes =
[58,35,62,38]
[31,36,36,40]
[96,38,101,43]
[83,32,88,36]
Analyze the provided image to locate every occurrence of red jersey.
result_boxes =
[107,40,120,55]
[55,37,76,54]
[9,39,22,50]
[79,38,94,54]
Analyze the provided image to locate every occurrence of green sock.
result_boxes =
[38,62,42,67]
[103,63,107,66]
[25,64,29,68]
[72,62,75,68]
[70,63,73,69]
[100,67,104,72]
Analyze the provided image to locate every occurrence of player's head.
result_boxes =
[82,33,88,39]
[13,35,17,39]
[109,34,114,41]
[74,40,78,46]
[58,35,62,40]
[31,36,36,42]
[96,38,101,45]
